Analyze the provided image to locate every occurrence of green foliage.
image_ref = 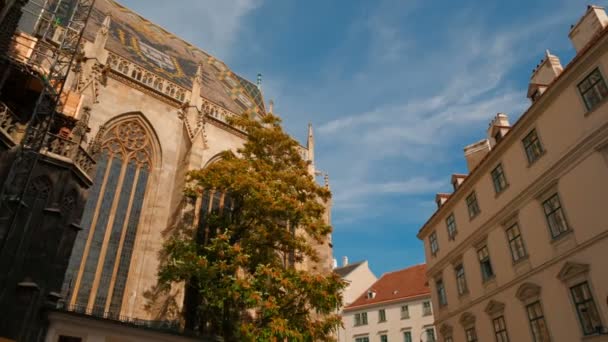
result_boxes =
[157,114,345,341]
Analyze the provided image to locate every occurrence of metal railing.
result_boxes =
[0,102,21,144]
[42,132,94,175]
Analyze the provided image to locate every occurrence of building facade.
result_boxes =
[334,259,378,342]
[417,5,608,342]
[342,264,436,342]
[0,0,333,339]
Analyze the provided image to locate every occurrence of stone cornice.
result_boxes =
[427,120,608,276]
[418,28,608,239]
[432,228,608,325]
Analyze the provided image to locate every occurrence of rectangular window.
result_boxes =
[526,301,550,342]
[506,223,527,262]
[465,327,478,342]
[477,245,494,282]
[380,335,388,342]
[436,279,447,306]
[466,192,480,219]
[361,312,367,325]
[543,194,569,239]
[491,163,508,193]
[493,316,510,342]
[426,328,436,342]
[446,213,457,240]
[429,232,439,255]
[570,282,602,335]
[355,337,369,342]
[523,129,544,164]
[423,301,432,316]
[378,309,387,322]
[401,305,409,319]
[578,68,608,110]
[455,264,468,295]
[403,331,412,342]
[445,338,453,342]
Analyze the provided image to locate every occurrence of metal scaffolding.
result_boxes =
[0,0,95,302]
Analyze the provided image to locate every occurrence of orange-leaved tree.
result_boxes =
[157,113,344,341]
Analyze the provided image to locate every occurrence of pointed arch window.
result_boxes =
[64,118,156,315]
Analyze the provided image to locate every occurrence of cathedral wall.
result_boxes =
[82,75,187,319]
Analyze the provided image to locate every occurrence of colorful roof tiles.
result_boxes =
[83,0,265,116]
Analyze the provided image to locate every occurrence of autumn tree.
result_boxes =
[157,113,345,341]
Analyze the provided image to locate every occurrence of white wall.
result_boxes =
[343,296,435,342]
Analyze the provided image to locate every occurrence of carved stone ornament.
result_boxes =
[485,299,506,316]
[459,312,476,327]
[557,262,590,282]
[516,282,541,302]
[439,323,453,337]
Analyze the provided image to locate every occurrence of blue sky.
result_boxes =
[121,0,601,276]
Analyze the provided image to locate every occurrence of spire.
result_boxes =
[268,99,274,113]
[307,123,315,175]
[256,73,262,90]
[190,63,204,106]
[93,14,111,52]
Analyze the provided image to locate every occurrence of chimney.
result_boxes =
[464,139,491,172]
[451,174,467,191]
[435,193,450,208]
[487,113,511,147]
[569,5,608,53]
[527,50,563,102]
[342,256,349,267]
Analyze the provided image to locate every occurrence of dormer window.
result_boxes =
[494,131,503,143]
[367,290,376,299]
[531,89,542,102]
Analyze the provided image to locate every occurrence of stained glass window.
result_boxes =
[64,118,154,316]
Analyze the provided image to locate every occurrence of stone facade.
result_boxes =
[418,6,608,342]
[4,0,332,332]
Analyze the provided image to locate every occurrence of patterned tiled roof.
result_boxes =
[83,0,265,116]
[345,264,429,310]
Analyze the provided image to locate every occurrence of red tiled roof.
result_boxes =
[344,264,429,311]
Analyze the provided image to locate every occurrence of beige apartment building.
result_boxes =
[334,258,378,342]
[342,264,436,342]
[417,5,608,342]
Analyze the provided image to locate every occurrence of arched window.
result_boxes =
[64,116,157,316]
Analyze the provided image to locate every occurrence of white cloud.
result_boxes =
[311,1,577,218]
[119,0,262,58]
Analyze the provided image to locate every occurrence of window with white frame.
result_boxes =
[455,264,468,296]
[400,305,409,319]
[466,192,480,219]
[570,281,602,336]
[542,193,569,239]
[522,129,544,164]
[577,68,608,110]
[355,337,369,342]
[429,231,439,255]
[477,245,495,282]
[354,312,368,326]
[446,213,457,240]
[436,278,447,306]
[491,163,508,193]
[493,316,510,342]
[403,331,412,342]
[526,301,550,342]
[506,223,527,262]
[378,308,387,322]
[423,301,432,316]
